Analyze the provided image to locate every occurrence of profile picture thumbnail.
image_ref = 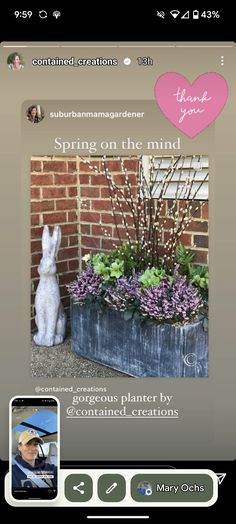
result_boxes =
[26,105,45,124]
[137,481,153,496]
[7,52,25,71]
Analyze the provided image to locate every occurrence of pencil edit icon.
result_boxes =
[105,482,118,494]
[98,474,126,502]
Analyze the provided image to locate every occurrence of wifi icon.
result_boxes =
[170,10,180,18]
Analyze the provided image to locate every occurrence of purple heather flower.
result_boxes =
[67,266,103,305]
[104,274,140,311]
[68,265,203,324]
[138,275,203,323]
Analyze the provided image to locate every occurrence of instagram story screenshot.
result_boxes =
[0,5,235,517]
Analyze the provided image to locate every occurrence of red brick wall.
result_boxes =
[31,155,209,329]
[79,158,140,258]
[31,157,79,328]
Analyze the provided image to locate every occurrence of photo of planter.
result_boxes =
[71,303,208,377]
[31,155,209,378]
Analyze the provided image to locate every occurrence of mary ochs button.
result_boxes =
[131,472,217,505]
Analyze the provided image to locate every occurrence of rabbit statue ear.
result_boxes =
[51,225,61,258]
[42,225,51,253]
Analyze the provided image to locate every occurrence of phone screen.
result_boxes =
[0,6,235,515]
[10,397,59,500]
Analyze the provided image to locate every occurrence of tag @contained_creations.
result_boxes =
[154,72,228,138]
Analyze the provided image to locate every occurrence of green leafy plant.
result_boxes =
[176,244,208,298]
[114,243,138,274]
[139,267,173,288]
[83,252,124,282]
[190,266,209,290]
[176,243,194,275]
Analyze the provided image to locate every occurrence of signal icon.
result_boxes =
[170,10,180,19]
[181,11,190,19]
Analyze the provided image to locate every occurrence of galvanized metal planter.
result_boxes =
[71,301,208,377]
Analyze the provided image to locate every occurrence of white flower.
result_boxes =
[82,254,91,263]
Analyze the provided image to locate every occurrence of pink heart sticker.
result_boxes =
[154,72,228,138]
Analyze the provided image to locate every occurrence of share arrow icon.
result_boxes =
[216,473,226,485]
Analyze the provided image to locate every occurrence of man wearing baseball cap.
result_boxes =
[12,429,57,488]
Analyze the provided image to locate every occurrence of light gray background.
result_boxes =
[0,42,235,460]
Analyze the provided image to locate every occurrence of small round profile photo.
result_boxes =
[7,51,25,71]
[137,480,153,496]
[26,105,45,124]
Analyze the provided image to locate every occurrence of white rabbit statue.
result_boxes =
[33,225,67,347]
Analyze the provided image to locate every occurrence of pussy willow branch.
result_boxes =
[78,155,208,272]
